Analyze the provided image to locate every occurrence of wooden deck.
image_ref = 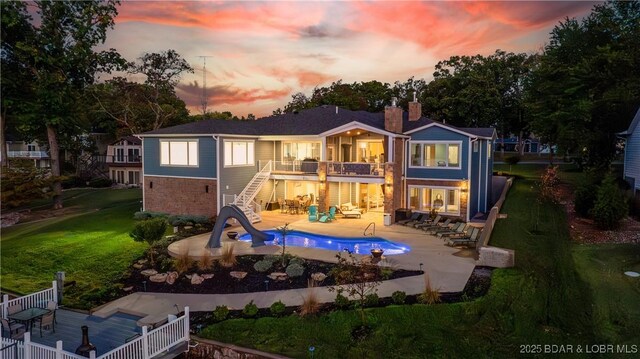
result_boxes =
[29,309,141,354]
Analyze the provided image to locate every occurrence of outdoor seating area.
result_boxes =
[400,213,482,248]
[278,196,313,214]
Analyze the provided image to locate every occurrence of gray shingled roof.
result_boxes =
[139,105,493,138]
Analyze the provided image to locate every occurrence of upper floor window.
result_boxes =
[224,140,254,167]
[409,141,461,168]
[160,139,198,167]
[283,142,320,161]
[27,144,36,151]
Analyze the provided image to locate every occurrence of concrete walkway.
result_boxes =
[94,211,477,327]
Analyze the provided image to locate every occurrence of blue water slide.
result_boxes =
[206,205,273,248]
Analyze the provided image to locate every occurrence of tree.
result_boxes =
[277,223,290,267]
[4,0,125,209]
[591,173,628,229]
[527,1,640,169]
[1,159,55,209]
[129,218,168,265]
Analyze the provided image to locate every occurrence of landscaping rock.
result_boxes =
[137,259,148,265]
[149,273,168,283]
[268,272,288,281]
[141,269,158,277]
[166,272,179,285]
[133,263,144,269]
[311,272,327,282]
[230,271,247,280]
[123,286,134,292]
[201,274,214,279]
[191,274,204,285]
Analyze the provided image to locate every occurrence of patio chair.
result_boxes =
[430,221,462,236]
[445,227,481,247]
[437,222,469,239]
[397,212,420,225]
[412,215,437,228]
[308,205,318,222]
[422,218,452,234]
[338,207,362,218]
[319,206,337,223]
[38,311,55,337]
[415,215,443,229]
[277,198,286,213]
[47,300,58,324]
[1,318,25,340]
[402,213,425,227]
[7,303,22,316]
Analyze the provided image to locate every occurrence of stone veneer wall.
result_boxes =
[384,138,405,222]
[405,178,469,221]
[143,176,217,217]
[188,337,290,359]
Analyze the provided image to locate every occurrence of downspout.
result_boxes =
[137,135,145,212]
[213,135,220,214]
[469,137,478,222]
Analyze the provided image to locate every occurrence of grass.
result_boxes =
[0,188,146,309]
[199,164,640,358]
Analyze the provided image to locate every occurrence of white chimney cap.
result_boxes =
[391,97,397,107]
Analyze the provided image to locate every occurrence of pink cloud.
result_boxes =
[267,68,335,87]
[176,82,291,107]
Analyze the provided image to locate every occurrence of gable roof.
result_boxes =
[138,105,494,139]
[111,136,141,145]
[619,107,640,136]
[404,121,495,139]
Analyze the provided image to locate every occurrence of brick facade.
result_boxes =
[144,176,217,218]
[406,178,469,221]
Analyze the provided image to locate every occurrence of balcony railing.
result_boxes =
[106,155,141,164]
[260,160,320,174]
[7,150,49,159]
[328,161,383,176]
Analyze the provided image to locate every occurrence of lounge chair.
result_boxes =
[308,205,318,222]
[415,215,442,229]
[402,213,425,227]
[445,227,481,247]
[422,218,452,234]
[397,212,420,225]
[340,202,359,211]
[339,207,362,218]
[436,222,467,238]
[417,216,444,230]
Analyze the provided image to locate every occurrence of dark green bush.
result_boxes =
[167,214,210,227]
[334,292,350,309]
[89,178,112,188]
[133,211,168,220]
[391,290,407,305]
[504,155,521,165]
[591,174,628,229]
[242,300,259,318]
[285,263,305,278]
[129,218,168,264]
[364,293,379,307]
[270,300,286,317]
[574,181,598,218]
[213,305,229,322]
[253,260,272,273]
[61,175,87,189]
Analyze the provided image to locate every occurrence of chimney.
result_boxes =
[408,91,421,121]
[385,97,403,133]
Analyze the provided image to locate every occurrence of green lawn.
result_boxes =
[0,188,146,309]
[199,164,639,358]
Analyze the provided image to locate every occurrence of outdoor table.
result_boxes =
[8,307,51,332]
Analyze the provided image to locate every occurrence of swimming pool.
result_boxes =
[238,230,410,255]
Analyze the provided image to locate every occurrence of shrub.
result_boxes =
[133,211,168,221]
[61,175,87,189]
[364,293,379,307]
[289,256,305,266]
[299,282,320,317]
[263,254,280,264]
[285,263,305,278]
[242,300,259,318]
[574,181,598,217]
[417,274,441,305]
[197,250,214,271]
[253,260,272,273]
[129,218,168,265]
[391,290,407,305]
[380,267,393,280]
[88,178,112,188]
[334,292,351,309]
[504,154,521,165]
[174,250,193,274]
[591,174,628,229]
[270,300,286,317]
[219,244,237,268]
[158,257,173,272]
[212,305,229,322]
[167,214,210,227]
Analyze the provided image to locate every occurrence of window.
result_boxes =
[27,144,36,151]
[160,140,198,166]
[409,142,461,168]
[283,142,320,161]
[408,186,461,214]
[487,142,492,158]
[224,140,254,167]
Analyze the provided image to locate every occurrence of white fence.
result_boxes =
[1,308,190,359]
[1,281,58,319]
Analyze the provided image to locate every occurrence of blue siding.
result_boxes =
[407,126,469,179]
[470,140,480,219]
[143,137,217,178]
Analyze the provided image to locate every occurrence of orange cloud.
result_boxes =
[176,82,291,107]
[268,68,335,87]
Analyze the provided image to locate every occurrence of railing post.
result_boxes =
[2,294,8,318]
[52,280,58,304]
[89,350,96,359]
[142,325,150,359]
[56,341,64,359]
[184,306,190,340]
[24,332,31,359]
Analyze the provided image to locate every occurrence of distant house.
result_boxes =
[106,136,142,186]
[4,136,50,168]
[138,100,495,223]
[619,108,640,199]
[495,137,540,153]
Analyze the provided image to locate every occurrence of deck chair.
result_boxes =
[445,227,481,247]
[422,218,452,234]
[402,213,424,227]
[411,216,432,228]
[435,222,465,238]
[397,212,420,225]
[47,300,58,324]
[1,318,25,340]
[319,206,337,223]
[415,215,442,229]
[38,311,55,337]
[438,222,470,239]
[308,205,318,222]
[431,221,462,235]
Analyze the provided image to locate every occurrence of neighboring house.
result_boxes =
[106,136,142,186]
[4,136,51,168]
[495,136,540,153]
[619,108,640,199]
[138,99,496,223]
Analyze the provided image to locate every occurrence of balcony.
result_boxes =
[328,162,383,177]
[8,150,49,159]
[106,155,142,165]
[264,160,319,174]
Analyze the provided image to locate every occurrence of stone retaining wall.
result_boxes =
[186,337,291,359]
[475,177,515,268]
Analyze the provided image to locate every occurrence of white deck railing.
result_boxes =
[1,281,58,319]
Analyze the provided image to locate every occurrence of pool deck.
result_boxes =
[94,210,477,326]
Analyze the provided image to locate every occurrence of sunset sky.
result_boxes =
[102,1,600,117]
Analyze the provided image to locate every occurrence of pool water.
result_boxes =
[238,230,410,255]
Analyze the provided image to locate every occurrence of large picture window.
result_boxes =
[160,140,198,166]
[408,186,460,215]
[283,142,320,161]
[224,140,254,167]
[409,141,461,168]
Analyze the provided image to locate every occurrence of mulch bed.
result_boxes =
[122,255,423,295]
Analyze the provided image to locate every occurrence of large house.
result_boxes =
[138,99,496,223]
[619,108,640,211]
[4,137,51,168]
[106,136,142,186]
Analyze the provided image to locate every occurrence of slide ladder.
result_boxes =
[234,161,272,223]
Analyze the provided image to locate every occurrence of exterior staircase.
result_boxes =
[234,160,272,223]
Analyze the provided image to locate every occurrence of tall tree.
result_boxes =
[5,0,124,209]
[527,1,640,168]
